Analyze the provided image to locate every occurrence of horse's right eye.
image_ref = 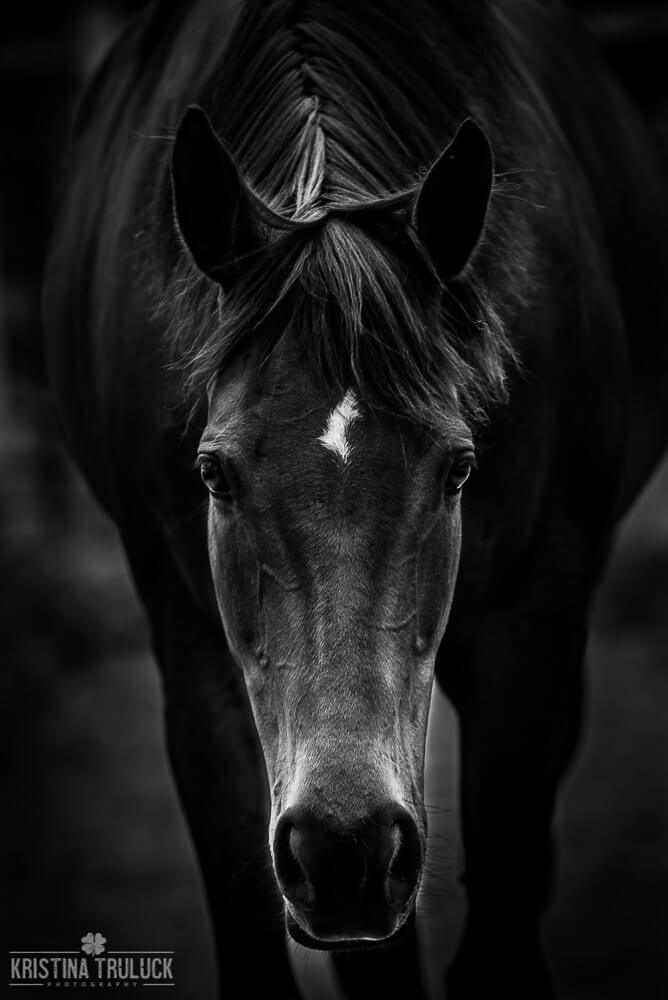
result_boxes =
[198,456,232,500]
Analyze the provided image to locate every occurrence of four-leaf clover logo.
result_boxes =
[81,932,106,956]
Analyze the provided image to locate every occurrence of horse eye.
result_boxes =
[444,454,474,496]
[198,456,232,499]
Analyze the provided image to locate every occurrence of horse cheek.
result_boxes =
[415,510,462,652]
[209,513,261,667]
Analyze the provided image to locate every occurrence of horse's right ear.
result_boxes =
[171,106,257,284]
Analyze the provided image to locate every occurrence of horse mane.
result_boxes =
[153,0,537,430]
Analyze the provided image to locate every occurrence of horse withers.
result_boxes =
[44,0,668,997]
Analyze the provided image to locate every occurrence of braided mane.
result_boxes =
[155,0,536,429]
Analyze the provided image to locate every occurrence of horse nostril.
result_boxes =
[274,803,423,940]
[274,816,314,907]
[386,813,423,910]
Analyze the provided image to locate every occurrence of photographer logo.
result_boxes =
[8,933,175,988]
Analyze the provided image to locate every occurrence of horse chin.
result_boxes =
[285,906,416,952]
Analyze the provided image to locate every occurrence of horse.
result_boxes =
[43,0,668,996]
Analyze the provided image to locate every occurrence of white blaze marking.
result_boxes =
[318,390,359,463]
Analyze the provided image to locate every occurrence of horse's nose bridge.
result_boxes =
[308,561,413,698]
[282,732,407,827]
[257,545,380,673]
[311,565,373,646]
[308,523,415,640]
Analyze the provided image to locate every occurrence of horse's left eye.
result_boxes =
[198,455,232,499]
[444,454,474,495]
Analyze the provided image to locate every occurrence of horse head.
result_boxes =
[170,106,493,948]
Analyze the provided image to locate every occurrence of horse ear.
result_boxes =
[413,119,493,282]
[171,106,257,284]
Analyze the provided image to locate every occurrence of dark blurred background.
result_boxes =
[1,2,667,997]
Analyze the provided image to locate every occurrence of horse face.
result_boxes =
[198,341,473,947]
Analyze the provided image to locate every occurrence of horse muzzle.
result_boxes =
[272,803,424,946]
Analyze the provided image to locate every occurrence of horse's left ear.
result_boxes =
[413,119,494,282]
